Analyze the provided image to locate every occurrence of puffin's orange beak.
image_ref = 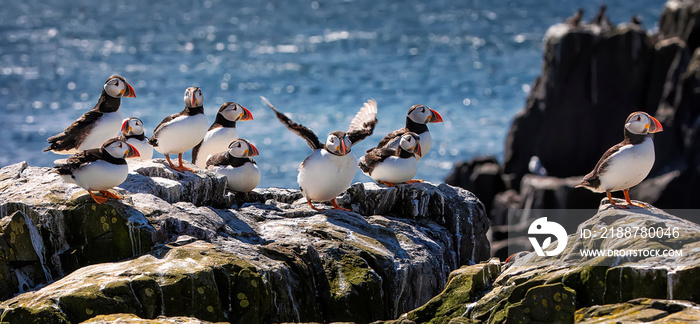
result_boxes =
[428,109,443,123]
[123,81,136,98]
[240,106,254,121]
[648,116,663,133]
[340,140,348,155]
[121,119,130,134]
[191,95,197,108]
[415,143,422,157]
[126,144,140,158]
[248,143,259,156]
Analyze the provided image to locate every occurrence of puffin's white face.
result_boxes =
[104,76,135,98]
[625,112,663,135]
[184,87,203,107]
[228,139,259,158]
[407,105,443,124]
[399,133,422,156]
[325,133,351,156]
[121,118,145,136]
[220,103,253,122]
[104,140,140,159]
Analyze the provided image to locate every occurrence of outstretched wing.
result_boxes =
[261,96,323,150]
[347,99,378,144]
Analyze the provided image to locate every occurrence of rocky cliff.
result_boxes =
[381,201,700,323]
[446,1,700,260]
[0,159,490,323]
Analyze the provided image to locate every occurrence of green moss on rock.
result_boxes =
[504,283,576,324]
[405,260,500,323]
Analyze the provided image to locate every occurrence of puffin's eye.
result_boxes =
[237,143,242,148]
[636,116,641,121]
[421,107,425,113]
[115,80,119,87]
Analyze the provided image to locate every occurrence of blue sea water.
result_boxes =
[0,0,663,189]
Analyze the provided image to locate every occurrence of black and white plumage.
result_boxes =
[148,87,209,172]
[359,132,422,186]
[55,138,140,204]
[117,117,153,161]
[206,138,260,192]
[576,111,663,208]
[45,75,135,154]
[192,102,253,169]
[262,96,378,211]
[372,104,442,160]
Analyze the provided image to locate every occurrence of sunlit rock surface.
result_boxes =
[381,201,700,323]
[0,160,490,323]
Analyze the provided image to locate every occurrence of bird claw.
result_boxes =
[89,191,109,204]
[331,199,351,212]
[377,181,396,187]
[99,190,121,200]
[405,179,424,184]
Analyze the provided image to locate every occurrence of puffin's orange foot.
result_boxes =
[377,181,396,187]
[88,191,109,204]
[405,179,424,184]
[628,202,647,208]
[610,202,630,209]
[307,199,325,211]
[331,199,351,212]
[99,190,121,200]
[169,164,192,173]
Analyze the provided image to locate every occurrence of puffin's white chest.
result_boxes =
[194,127,238,168]
[79,111,123,151]
[210,162,260,192]
[417,131,432,160]
[125,138,153,161]
[153,114,209,155]
[297,149,358,202]
[598,138,655,192]
[367,156,417,183]
[72,160,129,191]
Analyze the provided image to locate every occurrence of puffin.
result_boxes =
[576,111,663,208]
[192,102,254,169]
[359,132,422,186]
[206,138,260,192]
[44,75,135,154]
[262,96,377,211]
[55,138,140,204]
[117,117,153,161]
[372,104,442,160]
[148,87,209,172]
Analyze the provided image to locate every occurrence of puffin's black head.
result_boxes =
[102,138,140,159]
[184,87,203,108]
[104,75,135,98]
[399,132,422,156]
[325,130,352,156]
[227,138,259,158]
[407,104,443,124]
[625,111,663,135]
[219,102,253,122]
[121,117,145,136]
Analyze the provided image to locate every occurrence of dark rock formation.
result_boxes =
[447,2,700,263]
[0,160,489,323]
[445,157,506,214]
[381,201,700,323]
